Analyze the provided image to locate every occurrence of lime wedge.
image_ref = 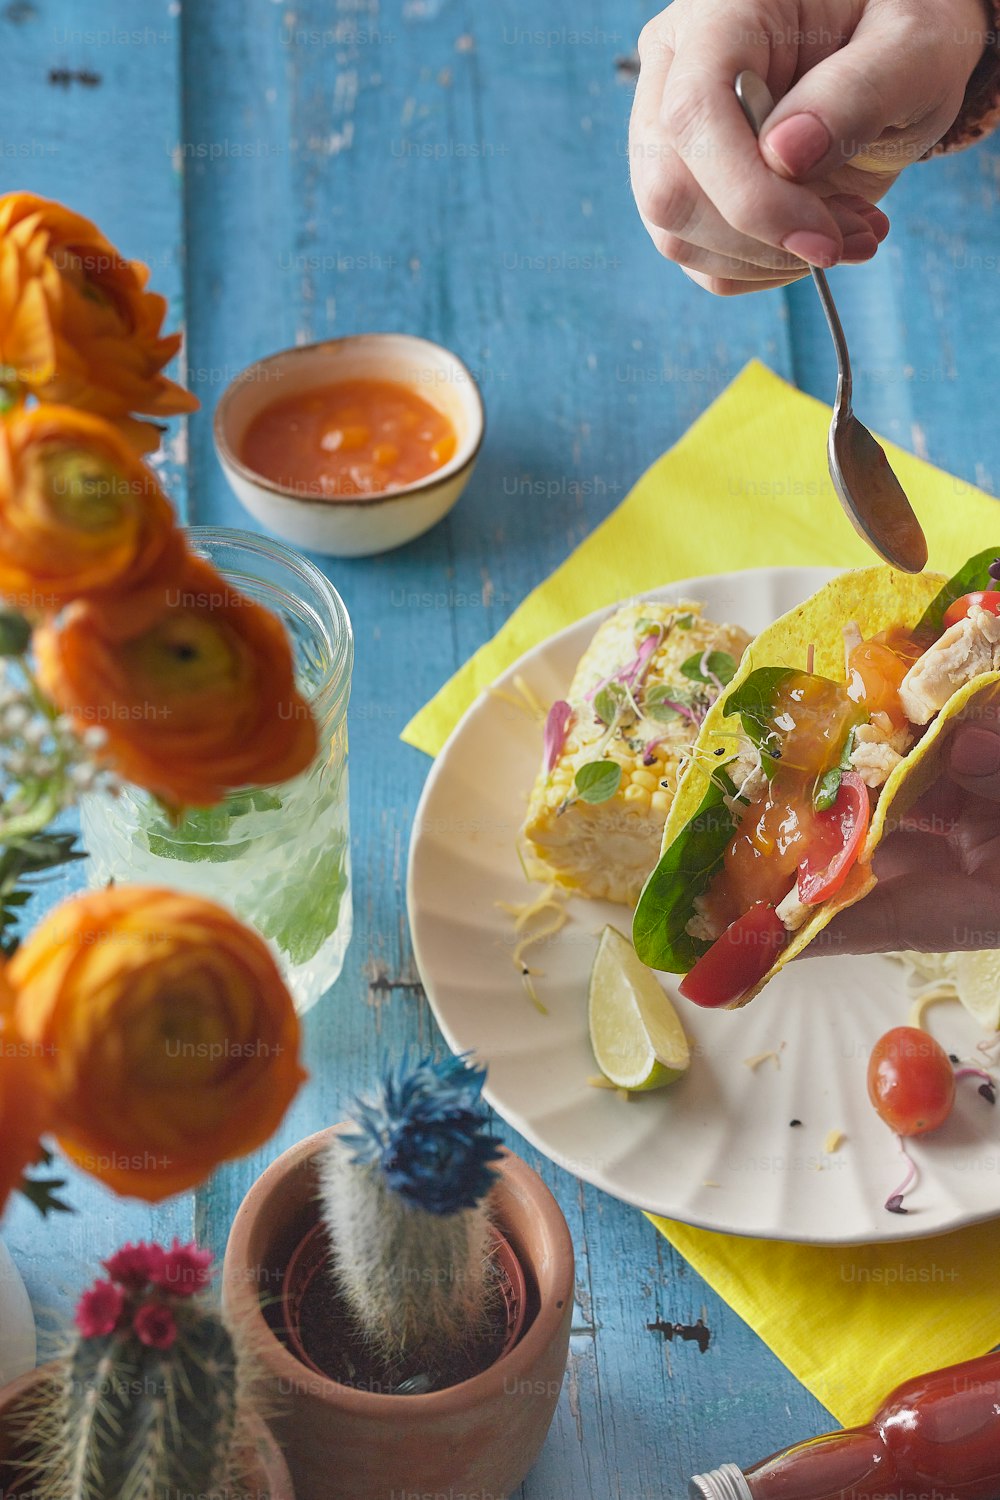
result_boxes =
[954,950,1000,1031]
[588,926,691,1091]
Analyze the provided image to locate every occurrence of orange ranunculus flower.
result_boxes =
[8,886,306,1203]
[0,970,51,1221]
[0,193,198,452]
[0,405,186,623]
[35,552,318,808]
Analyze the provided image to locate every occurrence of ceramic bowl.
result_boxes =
[213,334,484,558]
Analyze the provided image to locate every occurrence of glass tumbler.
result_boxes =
[80,526,354,1014]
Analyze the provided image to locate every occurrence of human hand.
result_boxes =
[630,0,991,295]
[813,716,1000,955]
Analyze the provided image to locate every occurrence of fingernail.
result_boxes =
[766,114,832,176]
[952,726,1000,778]
[782,231,841,268]
[827,195,890,242]
[841,231,878,262]
[855,204,890,241]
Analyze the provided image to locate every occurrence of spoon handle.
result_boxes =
[807,271,853,417]
[733,70,853,416]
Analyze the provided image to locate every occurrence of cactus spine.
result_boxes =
[26,1241,248,1500]
[317,1054,504,1385]
[60,1314,237,1500]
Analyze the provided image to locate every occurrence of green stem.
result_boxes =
[0,786,62,845]
[20,657,59,724]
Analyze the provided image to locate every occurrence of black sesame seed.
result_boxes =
[949,1053,961,1064]
[979,1082,996,1106]
[789,1119,802,1128]
[885,1195,908,1215]
[714,748,725,756]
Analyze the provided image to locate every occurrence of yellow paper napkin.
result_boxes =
[403,361,1000,1428]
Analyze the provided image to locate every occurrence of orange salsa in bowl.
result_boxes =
[239,378,459,500]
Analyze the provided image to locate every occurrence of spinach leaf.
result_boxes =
[917,547,1000,633]
[681,650,738,688]
[574,761,622,804]
[632,773,736,972]
[723,667,797,778]
[812,727,859,811]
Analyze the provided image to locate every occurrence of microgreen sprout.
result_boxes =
[885,1137,918,1215]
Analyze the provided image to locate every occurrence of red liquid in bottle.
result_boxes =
[690,1351,1000,1500]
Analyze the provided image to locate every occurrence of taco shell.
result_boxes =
[633,565,1000,1007]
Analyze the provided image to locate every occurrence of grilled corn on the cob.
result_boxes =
[521,601,751,905]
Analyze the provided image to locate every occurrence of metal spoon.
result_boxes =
[734,69,928,574]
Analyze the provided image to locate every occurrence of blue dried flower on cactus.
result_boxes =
[341,1053,502,1215]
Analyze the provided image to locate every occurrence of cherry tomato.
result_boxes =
[867,1027,955,1137]
[942,590,1000,630]
[679,903,788,1009]
[847,630,922,730]
[797,772,870,906]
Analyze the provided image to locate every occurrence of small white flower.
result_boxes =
[2,704,29,735]
[21,719,48,749]
[82,726,108,751]
[69,763,99,791]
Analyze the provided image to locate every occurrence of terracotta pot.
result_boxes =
[222,1127,575,1500]
[0,1363,294,1500]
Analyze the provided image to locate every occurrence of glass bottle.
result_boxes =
[691,1351,1000,1500]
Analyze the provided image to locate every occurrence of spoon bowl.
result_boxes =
[830,410,927,572]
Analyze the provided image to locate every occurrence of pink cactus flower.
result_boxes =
[133,1300,178,1350]
[153,1240,214,1298]
[102,1242,168,1289]
[75,1279,126,1339]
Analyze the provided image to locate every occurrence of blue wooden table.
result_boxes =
[4,1,999,1492]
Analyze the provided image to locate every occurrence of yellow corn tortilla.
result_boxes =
[655,565,1000,1008]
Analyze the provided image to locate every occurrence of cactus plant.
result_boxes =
[317,1053,505,1388]
[24,1240,255,1500]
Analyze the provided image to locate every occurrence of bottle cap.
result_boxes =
[689,1464,754,1500]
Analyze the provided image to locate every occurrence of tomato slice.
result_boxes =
[942,590,1000,630]
[678,903,788,1009]
[797,771,870,906]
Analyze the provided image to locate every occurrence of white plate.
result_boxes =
[408,567,1000,1244]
